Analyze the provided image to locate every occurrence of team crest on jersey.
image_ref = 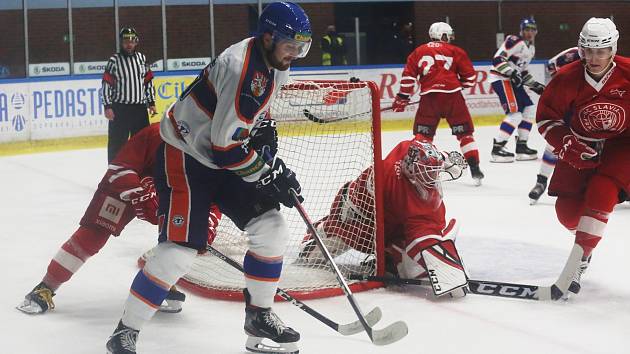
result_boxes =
[578,103,626,133]
[250,71,268,97]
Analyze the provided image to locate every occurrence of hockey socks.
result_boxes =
[121,242,196,330]
[244,251,283,308]
[43,226,110,291]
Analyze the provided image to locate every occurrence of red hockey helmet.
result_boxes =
[401,139,445,189]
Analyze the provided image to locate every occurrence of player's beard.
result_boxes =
[266,46,292,71]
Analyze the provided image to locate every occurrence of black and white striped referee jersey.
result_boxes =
[101,52,155,107]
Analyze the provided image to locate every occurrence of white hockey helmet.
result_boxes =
[429,22,454,42]
[578,17,619,57]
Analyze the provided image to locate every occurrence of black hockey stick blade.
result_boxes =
[290,190,408,345]
[302,109,364,124]
[348,274,552,301]
[205,245,383,335]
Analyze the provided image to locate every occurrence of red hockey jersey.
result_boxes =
[98,123,162,198]
[537,56,630,149]
[399,41,476,96]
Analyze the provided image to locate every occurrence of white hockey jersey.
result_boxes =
[160,37,289,182]
[490,34,535,82]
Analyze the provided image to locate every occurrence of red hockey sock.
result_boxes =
[457,134,479,163]
[43,226,110,291]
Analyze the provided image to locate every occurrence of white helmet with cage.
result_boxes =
[578,17,619,57]
[429,22,454,43]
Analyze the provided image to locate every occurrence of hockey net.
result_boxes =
[178,80,385,300]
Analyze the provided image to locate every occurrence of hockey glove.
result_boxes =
[207,204,222,245]
[509,70,523,87]
[391,93,410,112]
[129,177,159,225]
[442,151,467,181]
[249,117,278,159]
[257,157,304,208]
[554,135,600,170]
[528,81,546,95]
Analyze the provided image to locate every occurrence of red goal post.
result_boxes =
[177,80,386,301]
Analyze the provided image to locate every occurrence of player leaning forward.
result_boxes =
[106,2,312,354]
[537,18,630,299]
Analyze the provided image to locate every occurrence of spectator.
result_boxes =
[321,25,347,65]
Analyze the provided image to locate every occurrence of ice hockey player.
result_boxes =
[298,137,469,298]
[16,123,221,315]
[536,18,630,299]
[392,22,484,185]
[105,2,312,354]
[528,47,580,204]
[490,17,545,162]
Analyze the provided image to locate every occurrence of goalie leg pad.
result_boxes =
[421,240,468,297]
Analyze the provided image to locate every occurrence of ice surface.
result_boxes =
[1,126,629,354]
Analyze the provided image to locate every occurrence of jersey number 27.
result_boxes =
[418,55,453,76]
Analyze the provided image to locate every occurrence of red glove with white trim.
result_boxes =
[130,177,159,225]
[391,93,410,112]
[554,135,600,170]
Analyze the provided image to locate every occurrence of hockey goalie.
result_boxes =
[298,137,469,297]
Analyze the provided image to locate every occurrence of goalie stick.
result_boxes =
[290,190,409,345]
[205,245,383,336]
[303,100,420,124]
[347,274,554,301]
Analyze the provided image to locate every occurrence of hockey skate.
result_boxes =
[515,137,538,161]
[106,320,139,354]
[160,286,186,313]
[528,174,548,205]
[244,289,300,354]
[466,158,484,186]
[16,282,55,314]
[490,139,515,163]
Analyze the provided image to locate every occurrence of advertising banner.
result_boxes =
[0,63,545,144]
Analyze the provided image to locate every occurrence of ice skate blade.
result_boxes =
[158,299,183,313]
[472,178,482,186]
[490,155,514,163]
[529,198,539,205]
[245,336,298,354]
[16,299,45,315]
[516,154,537,161]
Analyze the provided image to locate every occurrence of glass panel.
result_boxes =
[166,0,210,69]
[119,0,163,70]
[0,0,25,77]
[28,0,70,73]
[73,0,115,73]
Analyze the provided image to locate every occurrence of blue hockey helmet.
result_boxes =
[257,2,312,58]
[520,17,537,32]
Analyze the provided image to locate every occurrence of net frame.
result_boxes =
[176,80,385,301]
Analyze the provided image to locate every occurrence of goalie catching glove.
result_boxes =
[257,157,304,208]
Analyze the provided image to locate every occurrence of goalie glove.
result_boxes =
[121,177,159,225]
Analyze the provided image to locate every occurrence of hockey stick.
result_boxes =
[302,101,420,124]
[205,245,383,336]
[290,190,408,345]
[347,274,554,301]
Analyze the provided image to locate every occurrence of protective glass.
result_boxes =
[273,31,312,58]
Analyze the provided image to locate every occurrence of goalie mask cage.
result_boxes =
[178,80,385,301]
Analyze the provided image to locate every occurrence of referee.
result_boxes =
[101,27,157,162]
